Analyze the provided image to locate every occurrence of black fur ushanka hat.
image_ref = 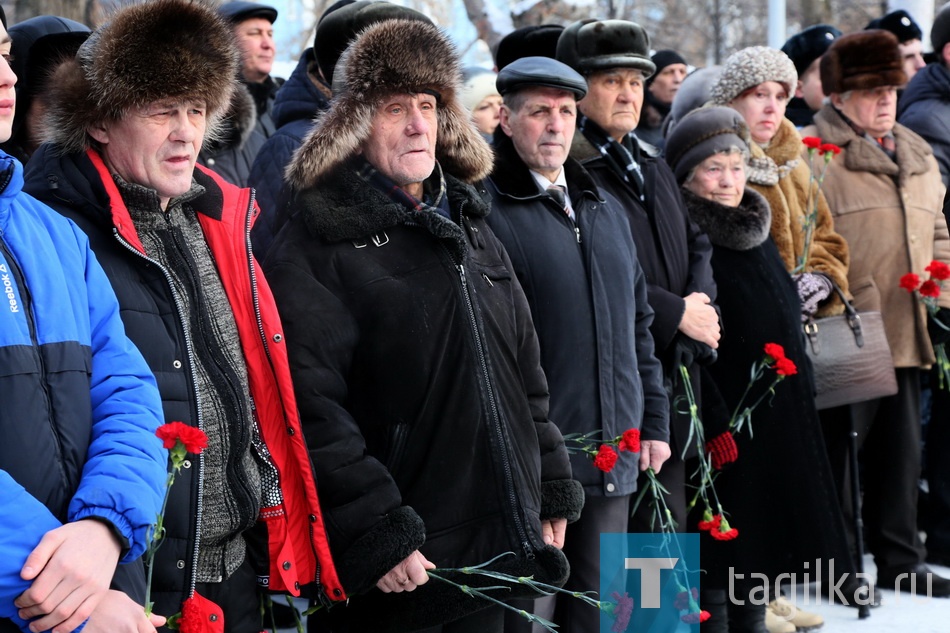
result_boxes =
[287,18,494,190]
[44,0,238,154]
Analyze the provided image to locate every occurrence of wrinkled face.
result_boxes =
[797,58,825,111]
[898,39,925,82]
[234,17,275,83]
[729,81,788,144]
[500,87,576,182]
[361,92,438,200]
[0,24,16,143]
[577,68,645,141]
[684,151,746,208]
[471,94,503,136]
[89,100,207,210]
[649,63,688,104]
[833,86,898,138]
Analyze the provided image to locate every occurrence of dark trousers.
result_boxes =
[924,367,950,556]
[504,495,630,633]
[415,605,504,633]
[821,368,925,572]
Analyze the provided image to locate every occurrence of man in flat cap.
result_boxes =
[781,24,841,127]
[557,19,717,538]
[805,29,950,599]
[485,56,668,633]
[264,18,582,632]
[867,9,926,82]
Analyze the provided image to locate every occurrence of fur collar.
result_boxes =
[812,105,934,178]
[681,187,772,251]
[489,133,603,202]
[746,118,801,187]
[296,161,490,260]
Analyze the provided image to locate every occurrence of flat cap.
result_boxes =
[218,1,277,24]
[556,19,655,78]
[497,56,587,100]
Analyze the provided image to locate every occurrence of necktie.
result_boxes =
[547,185,568,216]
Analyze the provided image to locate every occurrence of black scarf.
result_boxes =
[578,114,645,199]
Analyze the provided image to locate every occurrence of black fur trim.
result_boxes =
[681,187,771,251]
[540,479,585,523]
[336,505,426,596]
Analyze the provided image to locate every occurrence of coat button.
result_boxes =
[273,333,283,343]
[606,483,615,493]
[207,158,216,166]
[283,561,292,570]
[183,459,192,469]
[173,360,182,369]
[177,560,185,569]
[209,614,218,622]
[333,588,343,597]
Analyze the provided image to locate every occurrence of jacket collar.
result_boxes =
[681,186,772,251]
[814,104,933,178]
[489,132,603,203]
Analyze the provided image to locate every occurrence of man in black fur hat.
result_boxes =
[264,18,583,633]
[23,0,346,629]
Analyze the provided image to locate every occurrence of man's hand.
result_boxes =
[541,518,567,549]
[639,440,672,473]
[678,292,720,349]
[15,519,121,633]
[376,550,436,594]
[82,590,165,633]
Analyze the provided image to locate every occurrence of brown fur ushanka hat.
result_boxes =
[44,0,238,154]
[820,29,907,96]
[287,19,493,190]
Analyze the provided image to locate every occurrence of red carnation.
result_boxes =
[156,421,208,454]
[921,279,942,299]
[698,512,722,532]
[763,343,786,362]
[900,273,921,293]
[593,444,619,473]
[711,516,739,541]
[802,137,821,150]
[681,610,712,624]
[819,143,841,156]
[618,428,641,453]
[927,260,950,281]
[775,357,798,377]
[610,591,633,633]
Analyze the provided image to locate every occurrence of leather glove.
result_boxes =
[705,431,738,470]
[794,272,834,323]
[670,334,717,371]
[929,308,950,346]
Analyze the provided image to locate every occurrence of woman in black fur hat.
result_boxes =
[665,106,855,633]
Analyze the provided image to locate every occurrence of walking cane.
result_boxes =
[847,406,872,619]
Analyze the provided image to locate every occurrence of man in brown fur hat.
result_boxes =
[22,0,345,629]
[804,29,950,599]
[263,18,583,633]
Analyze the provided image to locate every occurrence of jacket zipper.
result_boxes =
[455,257,532,559]
[113,229,206,599]
[0,234,63,477]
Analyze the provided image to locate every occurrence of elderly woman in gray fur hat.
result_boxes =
[711,46,850,324]
[665,107,854,633]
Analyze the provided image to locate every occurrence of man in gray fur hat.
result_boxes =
[264,18,583,633]
[557,18,718,541]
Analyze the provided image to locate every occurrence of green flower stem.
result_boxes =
[144,467,177,618]
[426,571,560,632]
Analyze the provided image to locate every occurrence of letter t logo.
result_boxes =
[625,557,678,608]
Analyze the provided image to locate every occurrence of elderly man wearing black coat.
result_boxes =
[485,56,670,633]
[557,19,720,532]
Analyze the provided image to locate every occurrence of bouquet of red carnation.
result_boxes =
[795,138,840,274]
[900,260,950,388]
[564,427,641,474]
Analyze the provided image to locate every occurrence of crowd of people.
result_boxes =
[2,1,950,633]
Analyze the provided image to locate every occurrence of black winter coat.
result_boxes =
[682,187,853,585]
[898,62,950,187]
[570,132,717,456]
[485,136,669,498]
[263,164,583,632]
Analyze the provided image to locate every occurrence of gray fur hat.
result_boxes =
[710,46,797,105]
[664,65,722,137]
[556,19,656,78]
[287,19,493,190]
[664,106,750,183]
[43,0,238,155]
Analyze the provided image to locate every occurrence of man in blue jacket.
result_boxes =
[485,56,670,633]
[0,7,167,633]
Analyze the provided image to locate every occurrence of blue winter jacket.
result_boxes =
[0,151,166,632]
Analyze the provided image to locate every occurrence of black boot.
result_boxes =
[727,600,768,633]
[699,590,728,633]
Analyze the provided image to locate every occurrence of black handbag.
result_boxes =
[803,282,898,410]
